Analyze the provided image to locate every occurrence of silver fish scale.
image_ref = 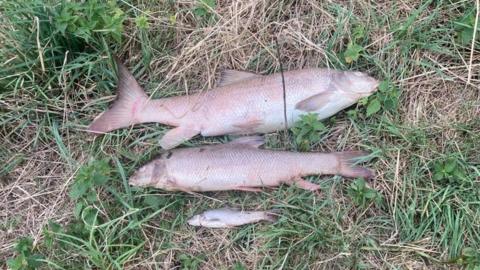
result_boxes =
[166,146,300,190]
[195,71,333,136]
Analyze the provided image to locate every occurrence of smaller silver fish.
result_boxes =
[187,208,278,228]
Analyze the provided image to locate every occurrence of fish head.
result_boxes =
[129,161,157,187]
[187,213,227,228]
[187,214,202,226]
[129,157,173,189]
[333,71,379,98]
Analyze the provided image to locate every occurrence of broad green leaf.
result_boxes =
[344,42,363,63]
[143,195,162,209]
[27,254,44,268]
[433,171,444,181]
[358,97,369,106]
[194,0,216,18]
[85,190,98,203]
[352,25,366,41]
[15,237,33,256]
[69,180,90,200]
[92,171,108,186]
[378,81,389,92]
[382,97,398,111]
[135,15,149,30]
[445,159,457,173]
[7,255,26,270]
[73,202,84,218]
[366,98,381,117]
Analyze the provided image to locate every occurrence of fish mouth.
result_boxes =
[187,216,200,226]
[361,78,380,95]
[128,176,140,186]
[128,171,144,187]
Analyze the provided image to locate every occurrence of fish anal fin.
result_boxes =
[87,58,148,134]
[235,186,263,192]
[159,126,200,149]
[217,69,263,87]
[292,177,321,191]
[229,136,265,148]
[295,92,333,112]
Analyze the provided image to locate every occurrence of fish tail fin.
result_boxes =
[87,57,148,134]
[336,151,374,179]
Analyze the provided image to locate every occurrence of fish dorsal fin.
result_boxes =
[228,136,265,148]
[295,92,334,112]
[217,69,263,87]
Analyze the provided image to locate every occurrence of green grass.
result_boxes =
[1,0,479,269]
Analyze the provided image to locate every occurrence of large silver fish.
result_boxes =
[187,208,277,228]
[129,136,373,192]
[87,59,379,149]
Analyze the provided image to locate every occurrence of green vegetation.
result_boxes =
[343,25,366,64]
[1,0,479,269]
[193,0,217,20]
[7,238,44,270]
[347,179,383,208]
[292,113,328,151]
[455,9,480,45]
[453,247,480,270]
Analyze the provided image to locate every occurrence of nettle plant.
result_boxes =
[431,157,468,185]
[69,159,112,218]
[291,113,328,151]
[365,80,400,117]
[346,80,400,120]
[347,178,383,208]
[55,0,125,44]
[193,0,217,24]
[7,237,44,270]
[343,25,366,64]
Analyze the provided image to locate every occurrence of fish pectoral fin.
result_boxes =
[217,69,263,87]
[159,126,200,149]
[228,136,265,148]
[295,92,334,112]
[292,177,321,191]
[235,186,263,192]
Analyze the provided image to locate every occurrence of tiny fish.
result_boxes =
[187,208,277,228]
[87,59,379,149]
[129,136,374,192]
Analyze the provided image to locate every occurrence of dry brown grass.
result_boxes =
[1,0,479,268]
